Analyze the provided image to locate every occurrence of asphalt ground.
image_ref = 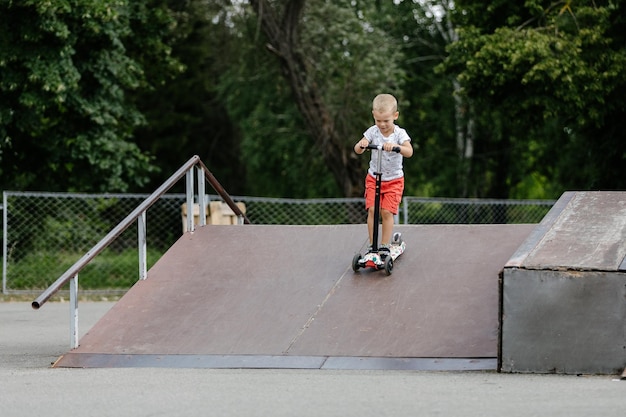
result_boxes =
[1,300,624,417]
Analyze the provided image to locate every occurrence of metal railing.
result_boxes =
[29,155,247,348]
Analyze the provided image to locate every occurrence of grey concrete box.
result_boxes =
[501,191,626,375]
[501,268,626,374]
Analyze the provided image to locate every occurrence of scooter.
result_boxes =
[352,144,406,275]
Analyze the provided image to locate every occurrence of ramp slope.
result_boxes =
[55,224,535,369]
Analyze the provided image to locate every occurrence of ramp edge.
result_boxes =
[53,353,497,371]
[505,191,576,268]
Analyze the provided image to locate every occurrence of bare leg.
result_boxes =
[380,209,394,245]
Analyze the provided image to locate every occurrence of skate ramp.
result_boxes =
[54,223,535,369]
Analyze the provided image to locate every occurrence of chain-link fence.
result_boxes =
[2,191,554,295]
[2,192,185,295]
[402,197,555,224]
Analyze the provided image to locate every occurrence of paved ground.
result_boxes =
[1,301,624,417]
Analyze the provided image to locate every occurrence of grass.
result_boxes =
[3,247,165,294]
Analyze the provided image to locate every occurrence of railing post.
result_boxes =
[197,166,207,227]
[70,274,79,349]
[138,211,147,280]
[185,168,195,232]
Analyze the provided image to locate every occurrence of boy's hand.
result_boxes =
[354,138,369,154]
[382,142,395,152]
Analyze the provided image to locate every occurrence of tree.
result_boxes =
[245,0,406,197]
[0,0,180,192]
[131,0,247,194]
[369,1,477,197]
[441,0,626,197]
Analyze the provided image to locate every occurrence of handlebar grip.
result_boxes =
[360,144,401,153]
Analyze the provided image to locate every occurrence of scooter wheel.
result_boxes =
[352,253,362,272]
[392,232,403,244]
[384,256,393,275]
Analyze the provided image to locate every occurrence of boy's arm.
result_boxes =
[398,140,414,158]
[354,137,369,154]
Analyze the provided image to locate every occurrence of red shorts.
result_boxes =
[364,175,404,215]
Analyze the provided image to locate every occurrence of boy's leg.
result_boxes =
[380,209,395,245]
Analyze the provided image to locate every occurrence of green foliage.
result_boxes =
[214,0,407,198]
[3,0,625,200]
[215,22,337,198]
[367,1,462,197]
[440,0,626,197]
[448,21,624,127]
[0,0,180,192]
[300,0,407,134]
[130,0,245,194]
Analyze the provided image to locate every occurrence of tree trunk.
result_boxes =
[249,0,364,197]
[453,78,476,197]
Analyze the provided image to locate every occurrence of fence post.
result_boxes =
[2,191,6,294]
[402,197,408,225]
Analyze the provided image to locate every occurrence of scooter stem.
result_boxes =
[361,144,400,251]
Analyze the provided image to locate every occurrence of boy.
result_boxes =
[353,94,413,257]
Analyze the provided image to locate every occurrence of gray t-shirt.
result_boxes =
[363,125,411,181]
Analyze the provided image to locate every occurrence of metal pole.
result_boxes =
[185,169,194,233]
[70,274,79,349]
[197,167,207,227]
[197,160,251,224]
[138,211,147,280]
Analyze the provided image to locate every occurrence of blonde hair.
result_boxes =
[372,94,398,113]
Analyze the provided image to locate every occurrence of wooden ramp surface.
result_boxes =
[55,224,535,370]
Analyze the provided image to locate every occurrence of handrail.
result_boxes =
[198,159,251,225]
[32,155,200,309]
[32,155,245,310]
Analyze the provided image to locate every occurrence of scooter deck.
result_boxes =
[361,241,405,265]
[388,241,405,260]
[352,236,405,275]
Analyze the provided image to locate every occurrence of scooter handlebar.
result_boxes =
[361,144,401,153]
